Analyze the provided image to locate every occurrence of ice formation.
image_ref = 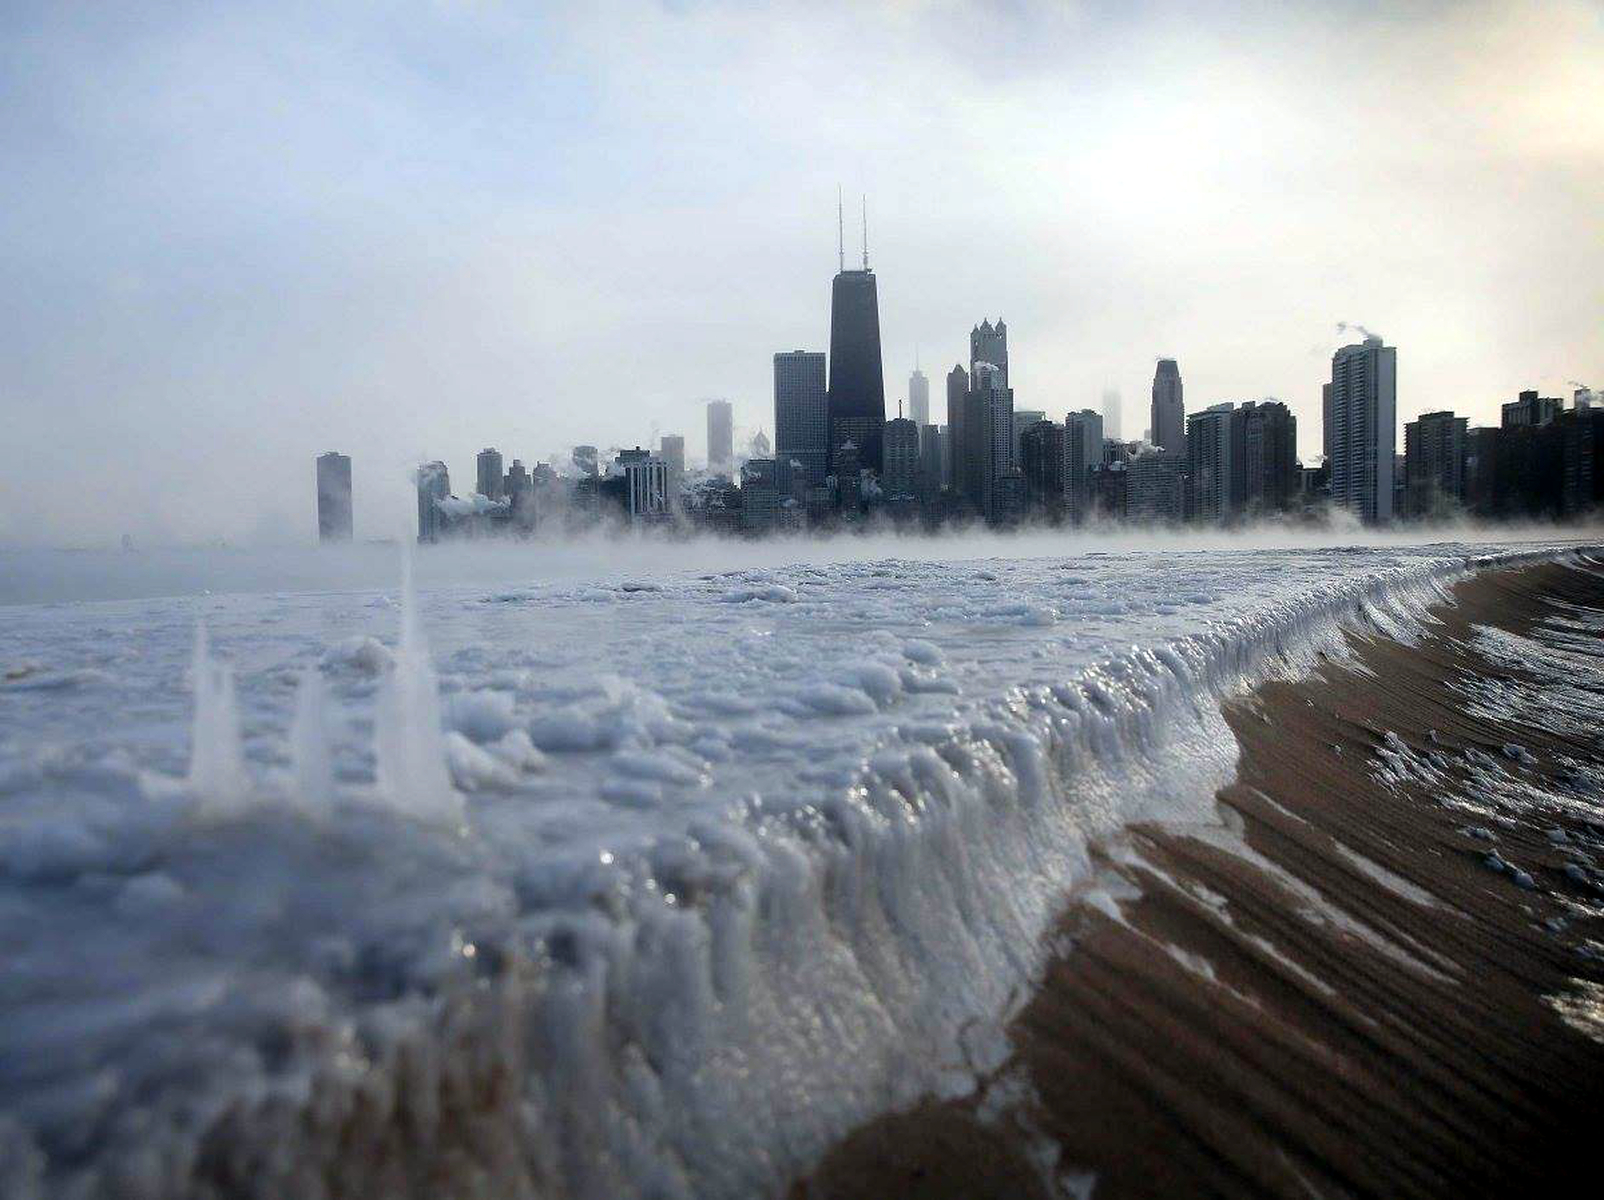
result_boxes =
[0,537,1594,1199]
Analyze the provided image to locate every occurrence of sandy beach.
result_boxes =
[796,553,1604,1198]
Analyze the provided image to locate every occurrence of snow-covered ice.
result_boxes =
[0,535,1591,1198]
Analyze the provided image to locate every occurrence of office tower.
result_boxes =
[919,424,942,503]
[774,351,829,487]
[1102,387,1123,441]
[1019,420,1065,518]
[659,434,685,504]
[1063,410,1104,522]
[970,319,1008,385]
[1403,411,1468,518]
[971,362,1017,523]
[476,448,504,500]
[909,366,930,428]
[1127,450,1187,523]
[573,446,600,477]
[707,400,734,475]
[827,207,886,472]
[1151,359,1184,454]
[505,460,535,531]
[1187,403,1242,524]
[947,364,972,497]
[315,451,352,543]
[416,460,450,543]
[1012,410,1046,459]
[1501,389,1563,429]
[1323,336,1397,523]
[883,417,921,500]
[1240,401,1298,515]
[620,452,669,520]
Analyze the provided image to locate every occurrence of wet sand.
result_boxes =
[795,554,1604,1198]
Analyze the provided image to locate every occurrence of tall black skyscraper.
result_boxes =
[827,196,886,472]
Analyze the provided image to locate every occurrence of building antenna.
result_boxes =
[837,186,844,273]
[861,194,869,269]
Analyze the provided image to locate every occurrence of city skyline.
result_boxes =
[2,1,1600,545]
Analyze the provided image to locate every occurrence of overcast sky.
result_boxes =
[2,0,1600,546]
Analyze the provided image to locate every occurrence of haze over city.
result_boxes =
[2,0,1600,545]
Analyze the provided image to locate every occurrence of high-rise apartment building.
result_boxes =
[416,460,450,543]
[947,364,975,501]
[1240,401,1298,515]
[1151,359,1185,454]
[1501,389,1563,429]
[1187,403,1241,524]
[1404,410,1468,518]
[882,417,921,500]
[909,367,930,428]
[1063,409,1104,523]
[1019,420,1065,519]
[774,351,829,487]
[919,424,942,504]
[315,451,352,543]
[707,400,734,475]
[1323,336,1397,523]
[827,256,886,472]
[476,448,504,501]
[1127,450,1187,523]
[974,362,1016,523]
[1012,410,1046,459]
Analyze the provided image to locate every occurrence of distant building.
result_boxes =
[1091,461,1127,520]
[741,457,788,532]
[828,257,887,472]
[1019,419,1065,520]
[974,361,1016,523]
[505,459,536,531]
[572,445,600,477]
[1240,400,1298,516]
[1127,449,1187,523]
[1102,387,1123,441]
[947,364,975,503]
[476,448,504,501]
[659,434,686,504]
[1064,409,1104,523]
[909,367,930,428]
[1012,409,1046,459]
[416,460,450,543]
[315,451,352,543]
[1501,390,1562,429]
[707,400,734,476]
[1323,336,1397,524]
[1151,359,1185,455]
[882,416,921,500]
[919,423,943,505]
[971,319,1009,386]
[774,351,829,488]
[1403,410,1468,518]
[1187,403,1241,524]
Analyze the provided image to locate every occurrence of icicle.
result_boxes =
[289,666,335,815]
[373,546,463,826]
[188,620,250,815]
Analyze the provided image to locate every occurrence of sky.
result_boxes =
[2,0,1600,546]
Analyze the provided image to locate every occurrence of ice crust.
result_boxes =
[0,541,1586,1198]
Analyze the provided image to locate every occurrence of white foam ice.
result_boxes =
[0,537,1593,1199]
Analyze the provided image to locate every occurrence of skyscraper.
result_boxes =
[947,364,971,496]
[1151,359,1184,454]
[974,361,1016,523]
[659,434,685,504]
[827,206,886,472]
[882,417,921,500]
[1187,403,1241,524]
[774,351,829,487]
[1102,388,1123,441]
[416,461,450,543]
[707,400,734,475]
[1127,450,1187,523]
[476,448,504,501]
[1019,420,1065,519]
[970,319,1008,385]
[909,366,930,428]
[315,451,352,543]
[1323,336,1397,523]
[1404,411,1468,517]
[1240,401,1298,515]
[1063,410,1104,523]
[919,424,942,505]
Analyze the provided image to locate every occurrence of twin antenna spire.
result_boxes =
[837,185,869,272]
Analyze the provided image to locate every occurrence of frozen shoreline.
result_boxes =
[0,540,1595,1198]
